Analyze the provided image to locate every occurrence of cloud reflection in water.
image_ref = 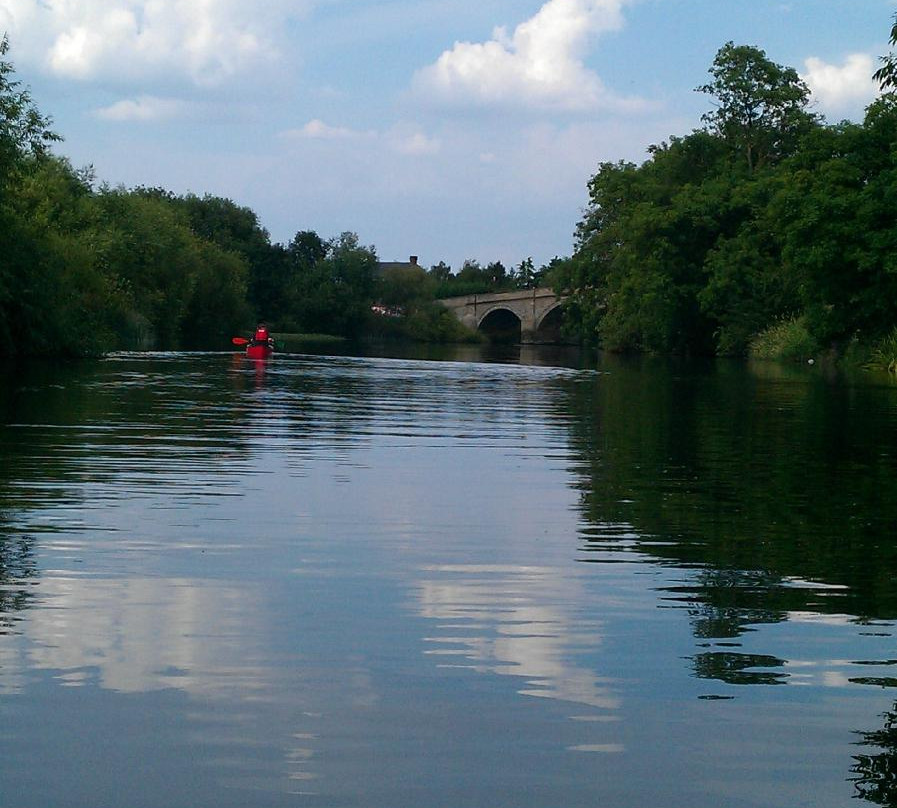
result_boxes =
[416,563,619,712]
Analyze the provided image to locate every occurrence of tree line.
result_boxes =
[5,18,897,362]
[555,25,897,365]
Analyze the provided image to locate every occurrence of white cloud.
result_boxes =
[802,54,879,117]
[412,0,646,113]
[388,128,441,155]
[1,0,311,86]
[281,120,440,156]
[95,95,189,122]
[283,119,372,140]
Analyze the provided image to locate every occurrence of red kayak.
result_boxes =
[246,343,274,359]
[233,325,275,359]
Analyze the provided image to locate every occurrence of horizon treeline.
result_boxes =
[555,32,897,363]
[5,24,897,361]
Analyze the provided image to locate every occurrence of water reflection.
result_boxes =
[10,575,265,694]
[563,353,897,626]
[2,350,897,806]
[691,651,788,685]
[559,354,897,803]
[416,564,618,711]
[852,703,897,805]
[0,535,38,635]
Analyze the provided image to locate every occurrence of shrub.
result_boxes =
[748,316,819,361]
[867,327,897,373]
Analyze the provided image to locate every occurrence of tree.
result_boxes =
[557,43,831,355]
[176,193,270,257]
[768,98,897,347]
[1,158,100,354]
[538,256,569,290]
[485,260,507,287]
[873,13,897,91]
[181,242,252,349]
[515,257,537,289]
[280,231,378,337]
[697,42,816,172]
[377,263,434,309]
[289,230,327,268]
[168,192,285,324]
[0,36,65,351]
[0,35,60,185]
[428,261,452,283]
[457,259,485,284]
[698,176,791,355]
[563,134,731,353]
[327,231,377,295]
[272,229,328,332]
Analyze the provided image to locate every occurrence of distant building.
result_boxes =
[376,255,420,275]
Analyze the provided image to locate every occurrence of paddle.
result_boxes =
[231,337,250,346]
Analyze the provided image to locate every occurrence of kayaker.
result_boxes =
[251,324,274,349]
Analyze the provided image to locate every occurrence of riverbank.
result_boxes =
[747,317,897,373]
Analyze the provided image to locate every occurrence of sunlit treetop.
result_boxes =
[873,14,897,91]
[0,35,61,178]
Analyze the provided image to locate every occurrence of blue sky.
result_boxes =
[1,0,894,270]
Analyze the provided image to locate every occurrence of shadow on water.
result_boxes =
[551,352,897,803]
[309,339,594,369]
[561,352,897,621]
[852,702,897,806]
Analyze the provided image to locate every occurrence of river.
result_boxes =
[1,347,896,807]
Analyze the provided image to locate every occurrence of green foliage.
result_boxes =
[427,261,452,283]
[768,98,897,346]
[514,257,537,289]
[369,260,482,343]
[562,38,897,360]
[561,135,732,353]
[377,263,436,309]
[748,316,818,362]
[168,192,285,325]
[698,174,794,354]
[279,231,378,338]
[431,258,522,298]
[454,259,491,293]
[697,41,816,171]
[873,13,897,91]
[2,156,252,354]
[432,280,486,298]
[867,327,897,373]
[289,230,328,266]
[0,35,60,188]
[0,39,70,353]
[1,157,121,355]
[181,243,252,349]
[403,303,480,342]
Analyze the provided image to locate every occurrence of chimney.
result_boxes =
[409,255,418,265]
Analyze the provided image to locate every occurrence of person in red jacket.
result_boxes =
[252,324,274,349]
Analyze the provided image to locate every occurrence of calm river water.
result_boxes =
[1,347,897,807]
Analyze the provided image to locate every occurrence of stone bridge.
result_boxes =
[437,287,564,344]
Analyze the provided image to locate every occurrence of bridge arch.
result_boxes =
[533,302,564,343]
[477,306,521,343]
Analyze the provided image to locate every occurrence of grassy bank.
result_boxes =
[273,333,349,352]
[747,318,897,374]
